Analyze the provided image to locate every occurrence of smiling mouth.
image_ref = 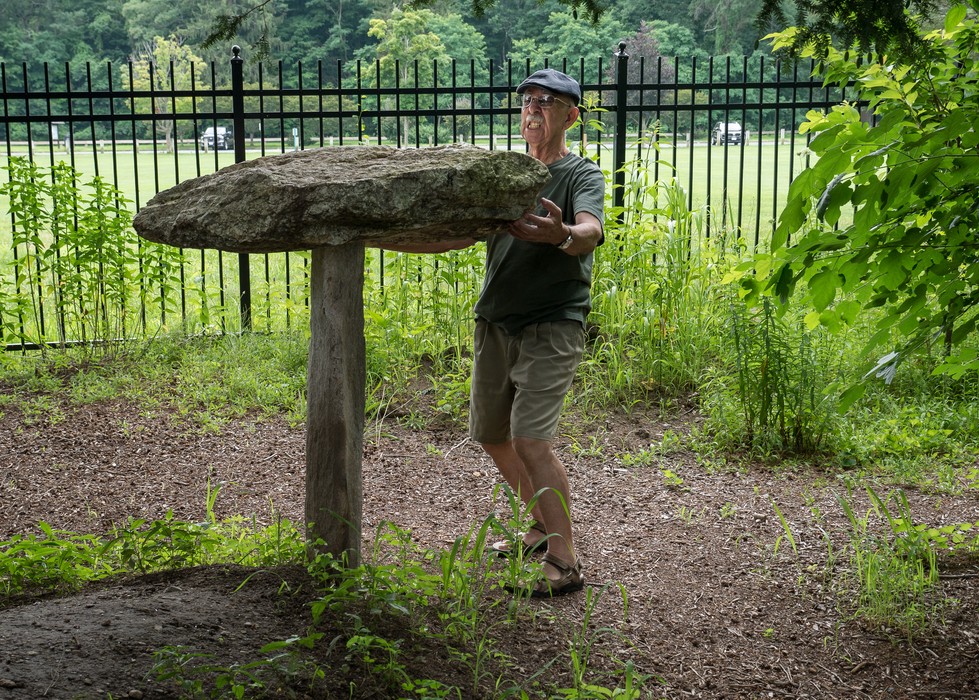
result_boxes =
[526,118,543,129]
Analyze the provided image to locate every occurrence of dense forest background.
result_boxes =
[0,0,769,81]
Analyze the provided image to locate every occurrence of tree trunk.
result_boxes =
[305,243,366,566]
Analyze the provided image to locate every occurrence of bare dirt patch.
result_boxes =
[1,396,978,699]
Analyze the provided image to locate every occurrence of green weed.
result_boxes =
[837,487,953,641]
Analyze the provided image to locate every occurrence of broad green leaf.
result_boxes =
[837,383,866,413]
[809,269,839,311]
[945,5,968,33]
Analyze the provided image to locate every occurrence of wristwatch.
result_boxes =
[557,230,574,250]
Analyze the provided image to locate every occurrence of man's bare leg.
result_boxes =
[483,437,576,578]
[481,440,547,547]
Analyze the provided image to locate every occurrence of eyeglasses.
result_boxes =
[519,94,572,110]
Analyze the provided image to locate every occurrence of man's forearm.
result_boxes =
[376,239,476,253]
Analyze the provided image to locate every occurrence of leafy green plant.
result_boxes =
[0,484,305,597]
[837,487,949,640]
[0,522,115,596]
[771,500,799,558]
[719,297,843,453]
[660,469,684,490]
[584,174,733,405]
[751,9,979,400]
[152,639,326,700]
[0,157,183,351]
[563,584,644,699]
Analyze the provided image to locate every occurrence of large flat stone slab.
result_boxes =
[133,144,550,253]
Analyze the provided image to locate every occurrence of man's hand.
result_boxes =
[509,198,603,255]
[508,197,568,246]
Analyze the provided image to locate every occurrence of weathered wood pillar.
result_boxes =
[305,243,366,566]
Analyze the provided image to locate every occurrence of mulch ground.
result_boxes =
[1,395,978,699]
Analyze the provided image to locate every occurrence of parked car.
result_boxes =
[712,121,743,145]
[200,126,233,151]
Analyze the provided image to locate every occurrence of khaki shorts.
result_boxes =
[469,319,585,444]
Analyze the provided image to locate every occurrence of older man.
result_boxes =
[389,68,605,597]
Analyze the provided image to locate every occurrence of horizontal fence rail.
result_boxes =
[0,47,858,350]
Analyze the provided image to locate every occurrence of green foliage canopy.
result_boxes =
[756,0,944,60]
[741,5,979,399]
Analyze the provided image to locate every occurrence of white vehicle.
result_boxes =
[199,126,233,151]
[711,121,743,145]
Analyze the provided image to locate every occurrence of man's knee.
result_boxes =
[511,436,552,463]
[480,440,510,459]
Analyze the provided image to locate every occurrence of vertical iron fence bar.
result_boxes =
[581,56,591,155]
[613,43,628,220]
[720,55,732,232]
[654,56,662,188]
[789,59,799,184]
[720,56,728,236]
[231,46,251,332]
[355,60,363,146]
[450,59,458,143]
[22,64,34,163]
[277,61,286,153]
[3,63,29,345]
[737,56,748,237]
[168,60,178,187]
[107,61,122,191]
[379,59,387,146]
[771,57,782,238]
[106,61,128,338]
[149,62,161,195]
[211,59,227,332]
[185,62,200,325]
[316,60,325,148]
[165,57,179,332]
[488,58,495,149]
[504,60,513,152]
[754,56,765,248]
[469,59,476,145]
[433,59,440,145]
[686,57,696,213]
[85,63,99,178]
[40,63,54,342]
[63,62,78,346]
[395,60,403,148]
[127,61,149,333]
[298,60,306,149]
[258,62,266,155]
[413,61,421,146]
[705,55,714,235]
[45,63,56,169]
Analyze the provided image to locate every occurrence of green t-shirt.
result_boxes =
[474,152,605,335]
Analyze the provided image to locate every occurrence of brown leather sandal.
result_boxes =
[530,552,585,598]
[490,523,548,558]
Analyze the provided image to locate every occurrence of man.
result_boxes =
[388,68,605,597]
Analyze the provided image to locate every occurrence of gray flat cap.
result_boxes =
[516,69,582,105]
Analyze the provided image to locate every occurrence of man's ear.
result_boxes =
[565,106,580,127]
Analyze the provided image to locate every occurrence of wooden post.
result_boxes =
[305,243,366,566]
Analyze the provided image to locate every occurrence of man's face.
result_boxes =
[520,88,577,149]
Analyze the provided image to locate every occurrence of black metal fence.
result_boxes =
[0,45,857,348]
